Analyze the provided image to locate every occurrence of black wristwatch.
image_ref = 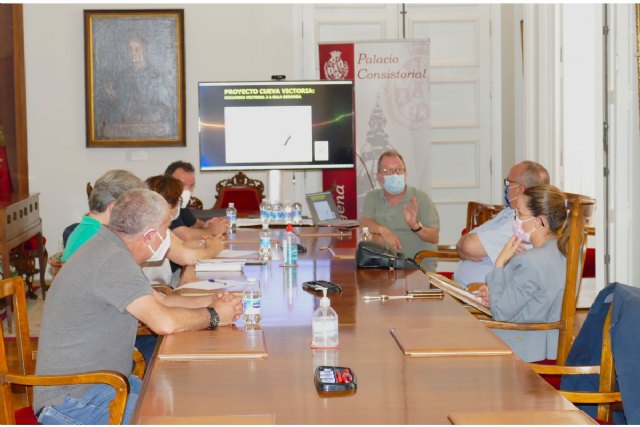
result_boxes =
[206,307,220,329]
[411,221,423,233]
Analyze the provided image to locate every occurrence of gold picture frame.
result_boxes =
[84,9,185,147]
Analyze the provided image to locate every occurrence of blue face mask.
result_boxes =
[383,174,405,195]
[504,185,518,207]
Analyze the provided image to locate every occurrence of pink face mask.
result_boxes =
[512,216,536,243]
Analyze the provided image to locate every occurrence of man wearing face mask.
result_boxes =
[454,161,550,289]
[360,150,440,271]
[34,189,243,425]
[165,161,228,241]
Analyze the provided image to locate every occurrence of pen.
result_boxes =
[207,279,230,286]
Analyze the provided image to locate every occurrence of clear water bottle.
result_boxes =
[292,202,302,225]
[311,288,339,348]
[359,226,373,242]
[259,224,272,260]
[273,201,285,222]
[284,202,293,224]
[282,224,299,267]
[243,278,261,327]
[260,202,272,226]
[226,202,237,232]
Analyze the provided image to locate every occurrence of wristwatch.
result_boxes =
[206,307,220,329]
[411,221,423,233]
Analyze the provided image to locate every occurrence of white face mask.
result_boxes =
[146,229,171,262]
[180,189,191,209]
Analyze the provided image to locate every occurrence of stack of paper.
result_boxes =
[195,259,245,272]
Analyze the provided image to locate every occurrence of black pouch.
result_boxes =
[355,241,418,270]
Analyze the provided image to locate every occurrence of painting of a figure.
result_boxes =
[85,10,185,147]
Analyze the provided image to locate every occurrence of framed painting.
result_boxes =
[84,9,185,147]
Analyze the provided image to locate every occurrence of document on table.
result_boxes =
[216,249,258,258]
[426,271,491,316]
[175,279,250,292]
[195,259,245,272]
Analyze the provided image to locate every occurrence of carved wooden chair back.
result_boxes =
[213,171,265,210]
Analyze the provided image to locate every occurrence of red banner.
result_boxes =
[319,43,357,220]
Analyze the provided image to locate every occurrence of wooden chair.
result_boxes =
[478,193,596,365]
[0,276,129,425]
[530,305,621,423]
[213,171,264,210]
[414,201,504,272]
[187,196,203,210]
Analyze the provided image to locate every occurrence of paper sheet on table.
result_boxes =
[195,259,245,272]
[176,280,233,291]
[216,249,259,258]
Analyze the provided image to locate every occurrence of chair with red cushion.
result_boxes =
[0,276,129,425]
[213,171,265,211]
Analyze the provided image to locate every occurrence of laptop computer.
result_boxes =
[305,191,360,228]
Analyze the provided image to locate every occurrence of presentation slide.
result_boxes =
[198,81,354,170]
[225,106,313,164]
[314,200,337,221]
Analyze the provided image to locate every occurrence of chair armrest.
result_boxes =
[414,245,459,264]
[479,319,564,331]
[3,370,129,425]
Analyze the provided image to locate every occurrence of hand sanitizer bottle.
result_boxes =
[311,288,339,348]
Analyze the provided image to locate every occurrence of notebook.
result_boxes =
[390,325,512,357]
[305,191,360,228]
[158,328,268,360]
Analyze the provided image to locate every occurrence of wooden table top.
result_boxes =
[132,227,575,424]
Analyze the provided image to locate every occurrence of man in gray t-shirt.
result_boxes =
[34,189,243,425]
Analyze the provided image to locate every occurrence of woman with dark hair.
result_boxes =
[477,184,572,362]
[143,175,224,287]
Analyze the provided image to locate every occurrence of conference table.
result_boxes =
[131,227,581,424]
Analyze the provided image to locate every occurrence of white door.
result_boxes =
[299,4,496,245]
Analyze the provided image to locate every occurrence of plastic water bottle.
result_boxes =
[243,278,261,327]
[273,201,285,222]
[292,202,302,225]
[259,224,272,260]
[282,224,299,267]
[359,226,373,242]
[260,202,271,226]
[226,202,237,232]
[284,202,293,224]
[311,288,339,348]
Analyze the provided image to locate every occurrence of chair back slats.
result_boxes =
[466,202,503,232]
[556,194,595,365]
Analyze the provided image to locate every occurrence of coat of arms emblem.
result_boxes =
[323,51,349,80]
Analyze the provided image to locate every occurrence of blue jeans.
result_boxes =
[37,374,142,425]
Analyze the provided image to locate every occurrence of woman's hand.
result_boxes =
[495,235,523,268]
[476,285,490,307]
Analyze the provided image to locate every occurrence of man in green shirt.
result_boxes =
[62,170,143,261]
[361,150,440,271]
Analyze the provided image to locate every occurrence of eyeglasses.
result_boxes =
[379,168,406,176]
[503,178,522,188]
